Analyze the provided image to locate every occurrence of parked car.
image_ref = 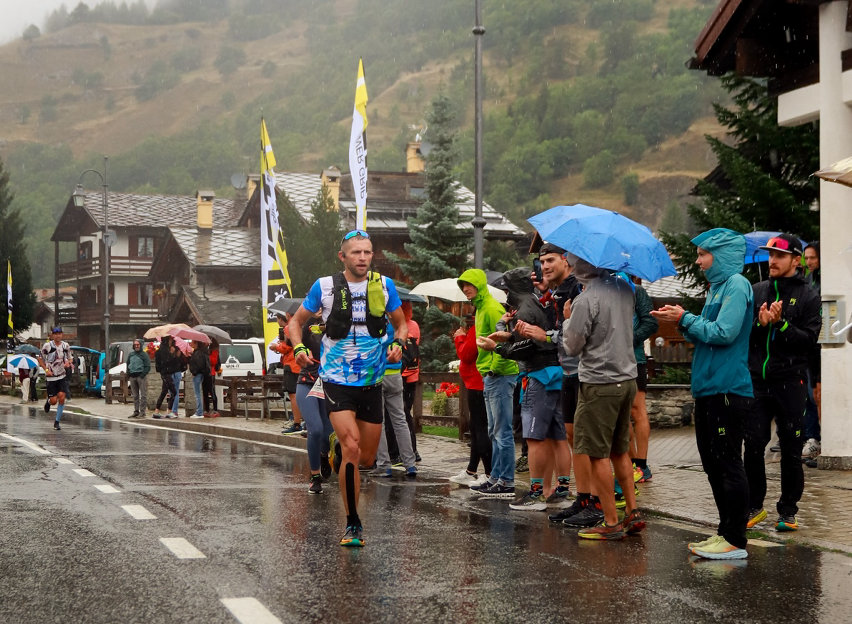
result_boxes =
[70,346,105,396]
[101,340,148,396]
[219,338,265,377]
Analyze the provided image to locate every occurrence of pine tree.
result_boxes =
[389,94,471,282]
[0,157,36,338]
[661,75,820,286]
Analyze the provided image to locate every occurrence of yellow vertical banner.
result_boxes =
[260,119,293,368]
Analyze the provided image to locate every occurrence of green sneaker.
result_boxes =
[691,537,748,560]
[775,515,799,532]
[687,534,723,552]
[615,485,640,509]
[340,525,364,547]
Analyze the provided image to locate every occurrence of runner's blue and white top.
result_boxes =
[303,274,402,387]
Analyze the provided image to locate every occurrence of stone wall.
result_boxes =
[646,384,693,428]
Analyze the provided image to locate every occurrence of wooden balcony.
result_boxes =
[75,304,163,326]
[58,256,154,282]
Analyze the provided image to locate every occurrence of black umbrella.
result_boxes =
[396,286,427,303]
[14,344,41,356]
[268,297,305,316]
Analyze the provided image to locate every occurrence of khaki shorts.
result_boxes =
[573,380,637,459]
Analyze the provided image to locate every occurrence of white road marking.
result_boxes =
[94,484,120,494]
[121,504,156,520]
[73,468,95,477]
[159,537,206,559]
[221,598,283,624]
[53,457,75,464]
[0,433,51,455]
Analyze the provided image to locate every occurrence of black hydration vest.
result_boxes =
[324,271,388,340]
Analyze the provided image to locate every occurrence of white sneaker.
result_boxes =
[448,470,479,486]
[190,414,204,419]
[473,473,491,487]
[802,438,821,458]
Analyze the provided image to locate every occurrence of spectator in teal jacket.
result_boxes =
[652,228,753,560]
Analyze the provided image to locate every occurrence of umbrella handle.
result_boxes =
[830,319,852,336]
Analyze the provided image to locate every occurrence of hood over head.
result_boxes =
[458,268,490,306]
[571,257,608,285]
[501,267,534,307]
[691,228,746,284]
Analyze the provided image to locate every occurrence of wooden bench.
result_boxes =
[221,374,293,420]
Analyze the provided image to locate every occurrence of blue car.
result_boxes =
[70,346,105,396]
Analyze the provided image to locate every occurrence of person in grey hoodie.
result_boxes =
[653,228,753,560]
[562,258,642,540]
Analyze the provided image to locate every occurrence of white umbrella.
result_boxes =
[410,278,507,304]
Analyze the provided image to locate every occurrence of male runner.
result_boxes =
[40,326,72,430]
[289,230,406,547]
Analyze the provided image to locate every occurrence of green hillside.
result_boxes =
[0,0,723,286]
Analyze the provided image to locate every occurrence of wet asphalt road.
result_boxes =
[1,404,851,624]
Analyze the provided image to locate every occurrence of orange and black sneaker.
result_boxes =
[578,521,625,540]
[622,508,646,535]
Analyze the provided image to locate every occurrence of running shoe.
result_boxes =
[479,482,515,499]
[152,410,163,419]
[515,455,529,473]
[545,485,572,507]
[448,470,480,487]
[509,490,547,511]
[691,537,748,560]
[44,399,51,413]
[53,421,61,430]
[802,438,821,458]
[746,508,767,528]
[687,534,722,552]
[549,497,585,523]
[470,479,496,492]
[632,464,643,483]
[775,515,799,532]
[168,412,179,419]
[340,525,364,547]
[329,432,341,474]
[615,485,640,509]
[308,475,322,494]
[578,521,625,540]
[622,508,646,535]
[281,421,302,435]
[391,457,403,467]
[405,466,418,478]
[370,467,392,478]
[562,504,604,528]
[638,466,653,483]
[803,457,818,468]
[320,453,332,480]
[415,452,422,463]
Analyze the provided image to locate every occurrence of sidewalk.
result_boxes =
[6,394,852,554]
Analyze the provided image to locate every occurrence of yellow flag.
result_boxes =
[259,119,293,366]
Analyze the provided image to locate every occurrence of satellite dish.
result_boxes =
[420,141,433,157]
[230,173,247,190]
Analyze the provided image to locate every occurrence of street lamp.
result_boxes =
[73,156,110,353]
[472,0,486,268]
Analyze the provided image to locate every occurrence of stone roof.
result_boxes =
[182,284,257,327]
[76,191,243,229]
[273,170,525,238]
[167,227,259,268]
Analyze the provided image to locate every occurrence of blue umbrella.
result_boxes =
[527,204,677,282]
[743,231,807,265]
[8,354,39,370]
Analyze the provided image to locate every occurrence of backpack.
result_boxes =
[325,271,388,340]
[401,337,420,371]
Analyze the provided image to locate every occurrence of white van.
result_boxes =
[218,338,265,378]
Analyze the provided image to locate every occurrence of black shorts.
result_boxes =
[323,381,384,424]
[46,378,70,398]
[635,363,647,392]
[281,370,298,394]
[561,374,579,424]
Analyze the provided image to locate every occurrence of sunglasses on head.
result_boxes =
[342,229,369,243]
[766,237,790,251]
